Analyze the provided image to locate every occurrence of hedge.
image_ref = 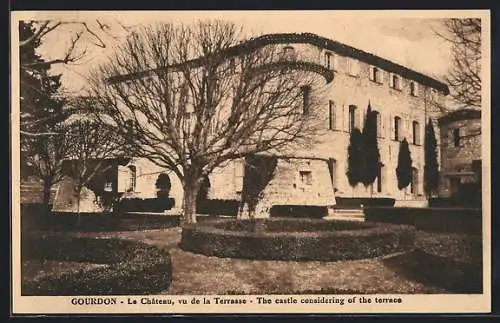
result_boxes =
[364,207,482,234]
[335,197,395,208]
[269,205,328,219]
[180,218,415,261]
[196,199,239,216]
[22,210,180,232]
[383,249,482,293]
[116,197,175,213]
[21,233,172,295]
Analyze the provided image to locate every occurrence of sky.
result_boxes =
[28,11,454,94]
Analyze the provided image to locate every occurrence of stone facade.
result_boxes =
[438,109,482,198]
[110,33,450,211]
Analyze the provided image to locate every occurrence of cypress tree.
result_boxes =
[396,138,413,190]
[346,128,364,187]
[362,102,380,187]
[424,118,440,198]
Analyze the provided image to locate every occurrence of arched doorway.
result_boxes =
[155,173,172,198]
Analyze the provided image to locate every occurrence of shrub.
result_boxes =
[269,205,328,219]
[43,212,180,232]
[364,207,482,234]
[335,197,395,208]
[116,197,175,213]
[181,218,415,261]
[21,233,172,295]
[196,199,239,216]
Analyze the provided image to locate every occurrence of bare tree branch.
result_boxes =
[436,18,482,109]
[87,21,327,223]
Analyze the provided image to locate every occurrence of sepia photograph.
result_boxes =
[10,10,491,314]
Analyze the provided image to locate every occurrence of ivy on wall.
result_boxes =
[240,154,278,217]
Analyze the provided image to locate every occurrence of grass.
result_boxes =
[73,228,447,295]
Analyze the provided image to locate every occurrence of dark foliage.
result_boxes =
[196,175,211,205]
[180,218,415,261]
[361,103,380,187]
[335,197,396,208]
[383,249,482,293]
[21,234,172,295]
[396,138,412,190]
[21,208,180,232]
[116,197,175,213]
[196,199,239,216]
[155,173,172,198]
[269,205,328,219]
[346,128,364,187]
[424,119,440,198]
[240,154,278,215]
[364,206,482,234]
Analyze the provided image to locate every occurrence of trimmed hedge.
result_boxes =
[383,249,482,293]
[269,205,328,219]
[116,197,175,213]
[196,199,239,216]
[335,197,395,208]
[180,218,415,261]
[22,211,180,232]
[21,233,172,295]
[364,207,482,234]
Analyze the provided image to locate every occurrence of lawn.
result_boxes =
[72,228,447,295]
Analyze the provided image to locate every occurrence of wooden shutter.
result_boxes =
[117,166,130,193]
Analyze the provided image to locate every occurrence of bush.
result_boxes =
[335,197,396,208]
[116,197,175,213]
[24,212,180,232]
[196,199,239,216]
[21,233,173,295]
[269,205,328,219]
[364,207,482,234]
[180,218,415,261]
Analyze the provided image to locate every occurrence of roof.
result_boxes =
[107,32,450,94]
[438,108,481,126]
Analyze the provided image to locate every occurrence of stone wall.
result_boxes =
[438,117,481,197]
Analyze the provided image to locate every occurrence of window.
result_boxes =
[410,81,418,96]
[453,128,461,147]
[394,116,402,141]
[369,66,382,83]
[347,59,360,76]
[349,105,357,132]
[127,165,136,192]
[301,85,311,115]
[234,159,244,193]
[283,46,297,60]
[299,171,313,185]
[377,164,384,193]
[104,181,113,192]
[390,74,401,90]
[325,52,332,69]
[412,121,420,145]
[328,100,336,130]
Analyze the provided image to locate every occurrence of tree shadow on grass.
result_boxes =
[381,250,482,294]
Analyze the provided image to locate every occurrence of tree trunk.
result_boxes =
[42,181,52,215]
[182,178,200,225]
[75,186,82,226]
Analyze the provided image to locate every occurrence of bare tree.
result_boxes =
[19,19,135,136]
[63,104,127,217]
[437,18,481,109]
[87,21,326,224]
[21,123,72,207]
[19,19,134,70]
